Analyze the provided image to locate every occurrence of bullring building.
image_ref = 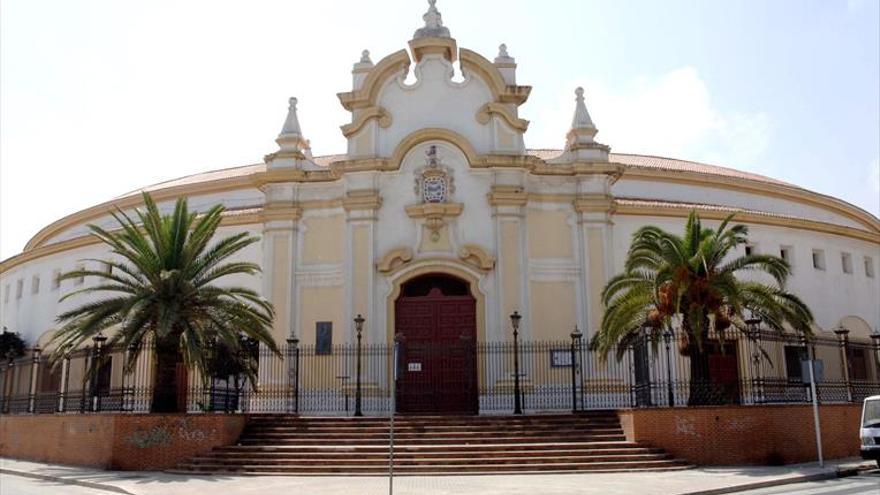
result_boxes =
[1,0,878,417]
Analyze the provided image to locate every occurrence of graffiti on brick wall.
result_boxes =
[124,418,220,449]
[675,416,698,437]
[125,426,173,449]
[175,418,218,443]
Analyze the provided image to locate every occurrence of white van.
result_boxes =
[862,395,880,467]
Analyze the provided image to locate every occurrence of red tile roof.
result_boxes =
[119,150,794,199]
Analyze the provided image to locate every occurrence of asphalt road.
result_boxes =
[736,470,880,494]
[0,474,118,495]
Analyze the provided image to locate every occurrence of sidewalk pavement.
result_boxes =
[1,457,876,495]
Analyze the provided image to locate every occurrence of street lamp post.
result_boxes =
[354,314,365,417]
[510,311,523,415]
[570,326,582,413]
[871,333,880,384]
[571,325,583,413]
[91,332,107,412]
[27,345,41,414]
[834,326,852,403]
[3,350,15,414]
[745,317,763,404]
[662,328,674,407]
[286,331,300,415]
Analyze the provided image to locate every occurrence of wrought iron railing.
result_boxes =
[1,327,878,415]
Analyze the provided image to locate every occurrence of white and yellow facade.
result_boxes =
[2,1,879,355]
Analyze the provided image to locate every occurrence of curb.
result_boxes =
[681,465,870,495]
[0,467,135,495]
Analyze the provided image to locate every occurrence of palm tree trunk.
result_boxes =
[152,333,183,413]
[685,317,713,406]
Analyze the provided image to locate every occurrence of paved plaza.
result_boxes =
[1,458,877,495]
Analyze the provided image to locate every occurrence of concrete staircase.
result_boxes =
[172,412,691,475]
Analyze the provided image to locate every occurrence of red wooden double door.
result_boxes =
[394,275,478,414]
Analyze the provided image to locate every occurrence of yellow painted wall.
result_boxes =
[500,221,521,319]
[529,281,577,341]
[271,235,291,341]
[586,227,606,332]
[298,286,345,348]
[527,209,572,259]
[352,226,370,320]
[298,286,347,390]
[302,215,345,264]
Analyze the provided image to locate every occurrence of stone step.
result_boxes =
[245,415,619,425]
[241,428,625,438]
[237,434,627,445]
[168,466,693,476]
[207,447,664,458]
[213,440,647,453]
[243,416,620,426]
[173,459,690,474]
[239,427,623,437]
[248,412,618,420]
[187,452,670,466]
[171,413,691,476]
[242,423,622,433]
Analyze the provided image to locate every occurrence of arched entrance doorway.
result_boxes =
[395,273,478,414]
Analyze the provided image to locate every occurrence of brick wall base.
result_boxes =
[1,405,862,469]
[0,414,246,470]
[619,404,861,465]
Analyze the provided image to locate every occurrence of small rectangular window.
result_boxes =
[848,348,868,381]
[867,257,876,278]
[812,249,825,270]
[52,269,61,290]
[316,321,333,355]
[745,244,755,256]
[841,252,853,274]
[780,246,792,265]
[31,275,40,294]
[784,345,807,381]
[15,279,23,299]
[94,356,113,397]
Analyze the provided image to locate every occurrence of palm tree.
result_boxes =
[50,193,277,412]
[592,211,814,405]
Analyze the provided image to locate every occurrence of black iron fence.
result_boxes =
[1,327,878,415]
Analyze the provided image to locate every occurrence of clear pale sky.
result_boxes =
[1,0,878,260]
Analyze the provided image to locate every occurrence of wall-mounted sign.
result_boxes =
[550,349,572,367]
[408,362,423,372]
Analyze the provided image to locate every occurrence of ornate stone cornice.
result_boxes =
[376,247,414,273]
[340,106,393,138]
[487,185,527,207]
[342,189,383,211]
[574,194,616,214]
[459,48,531,106]
[475,102,529,131]
[458,244,495,271]
[337,49,411,111]
[408,36,458,63]
[404,202,463,219]
[260,203,302,223]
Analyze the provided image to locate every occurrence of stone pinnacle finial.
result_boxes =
[360,50,372,64]
[414,0,451,39]
[495,43,515,64]
[276,96,309,155]
[280,97,302,137]
[571,87,595,130]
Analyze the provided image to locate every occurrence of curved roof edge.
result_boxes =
[14,150,880,258]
